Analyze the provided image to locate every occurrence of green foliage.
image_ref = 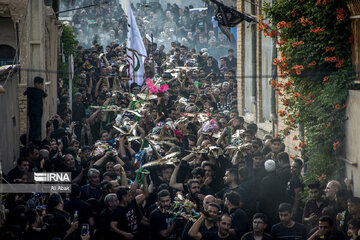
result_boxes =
[59,23,80,95]
[260,0,356,185]
[60,23,79,58]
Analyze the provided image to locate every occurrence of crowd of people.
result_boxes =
[1,1,360,240]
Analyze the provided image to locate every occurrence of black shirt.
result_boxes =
[216,185,244,201]
[98,207,114,239]
[48,208,71,239]
[24,87,47,116]
[72,102,86,122]
[229,207,249,239]
[241,231,274,240]
[202,232,238,240]
[80,184,102,201]
[271,222,306,240]
[149,208,177,240]
[111,199,142,236]
[63,198,93,225]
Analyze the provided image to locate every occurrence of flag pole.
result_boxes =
[132,49,136,86]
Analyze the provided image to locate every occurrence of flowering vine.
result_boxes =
[261,0,355,184]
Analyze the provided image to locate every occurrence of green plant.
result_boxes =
[59,23,80,95]
[259,0,356,185]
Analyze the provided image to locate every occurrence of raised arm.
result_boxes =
[169,163,184,191]
[188,214,206,240]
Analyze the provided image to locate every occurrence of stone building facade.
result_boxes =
[0,0,60,173]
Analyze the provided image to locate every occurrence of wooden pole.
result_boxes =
[132,49,136,86]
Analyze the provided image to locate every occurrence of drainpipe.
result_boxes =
[251,2,257,122]
[271,34,277,136]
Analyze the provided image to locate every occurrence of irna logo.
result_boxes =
[34,172,71,182]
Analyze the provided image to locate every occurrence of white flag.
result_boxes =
[126,0,147,87]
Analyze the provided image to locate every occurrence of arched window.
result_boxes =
[0,45,16,66]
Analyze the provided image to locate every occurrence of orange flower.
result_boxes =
[299,142,306,148]
[318,174,326,181]
[333,141,339,150]
[299,17,313,26]
[282,98,289,106]
[276,39,287,45]
[325,47,335,53]
[323,76,329,83]
[270,79,276,87]
[296,112,300,117]
[273,58,280,65]
[324,57,337,62]
[305,100,314,106]
[294,146,299,150]
[315,0,321,5]
[269,30,277,38]
[292,41,304,47]
[293,92,302,98]
[310,27,325,33]
[322,0,330,5]
[273,134,279,139]
[289,155,294,159]
[308,61,316,68]
[279,110,286,117]
[336,59,344,68]
[326,123,331,128]
[334,104,341,109]
[336,8,347,22]
[293,135,298,141]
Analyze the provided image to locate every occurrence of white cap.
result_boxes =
[264,159,276,172]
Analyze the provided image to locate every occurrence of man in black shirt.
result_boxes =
[216,168,244,201]
[110,178,149,240]
[63,185,93,230]
[225,49,237,72]
[24,76,47,142]
[80,168,102,201]
[47,193,78,239]
[242,213,274,240]
[189,213,237,240]
[111,187,142,239]
[271,203,306,240]
[224,191,249,239]
[307,216,345,240]
[97,193,119,240]
[149,189,177,240]
[72,92,86,142]
[182,202,220,240]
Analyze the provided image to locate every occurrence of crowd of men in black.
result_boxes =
[1,1,360,240]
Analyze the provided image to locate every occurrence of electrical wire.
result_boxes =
[11,67,358,79]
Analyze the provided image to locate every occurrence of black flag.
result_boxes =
[210,0,257,41]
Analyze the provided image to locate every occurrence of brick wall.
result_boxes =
[237,0,245,116]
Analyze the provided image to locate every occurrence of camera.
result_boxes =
[81,224,89,236]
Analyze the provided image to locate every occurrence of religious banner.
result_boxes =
[126,0,147,86]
